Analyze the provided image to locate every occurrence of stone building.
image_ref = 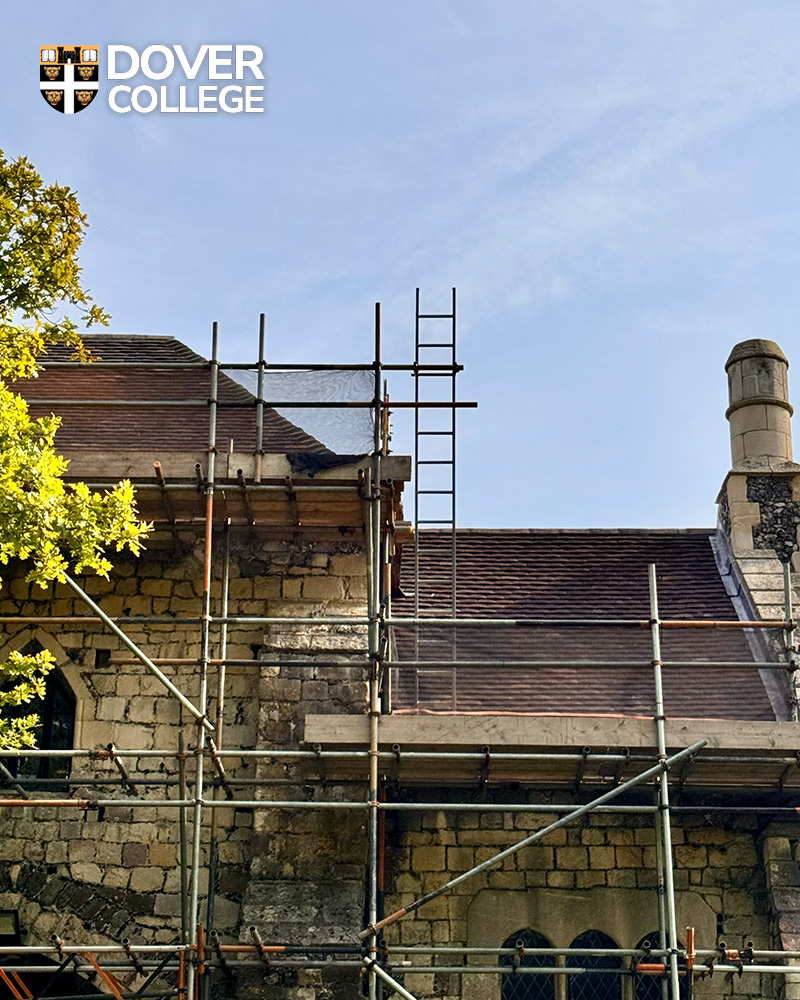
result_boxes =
[0,333,800,1000]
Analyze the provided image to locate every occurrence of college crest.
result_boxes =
[40,45,99,114]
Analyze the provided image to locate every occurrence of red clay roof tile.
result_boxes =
[11,335,330,454]
[392,530,780,721]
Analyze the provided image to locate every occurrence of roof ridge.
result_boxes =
[78,333,179,340]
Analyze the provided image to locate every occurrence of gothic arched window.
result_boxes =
[633,932,689,1000]
[499,929,556,1000]
[3,640,75,781]
[566,930,622,1000]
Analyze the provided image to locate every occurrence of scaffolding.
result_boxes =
[0,293,798,1000]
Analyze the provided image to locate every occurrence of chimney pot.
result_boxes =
[725,339,793,467]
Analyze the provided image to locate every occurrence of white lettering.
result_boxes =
[108,85,132,112]
[131,85,158,113]
[174,44,210,80]
[107,43,266,113]
[208,45,233,79]
[219,85,243,113]
[198,86,218,113]
[179,87,199,113]
[159,86,179,113]
[236,45,264,80]
[141,44,175,80]
[108,45,138,79]
[245,86,264,112]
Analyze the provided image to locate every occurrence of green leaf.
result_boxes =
[0,149,149,750]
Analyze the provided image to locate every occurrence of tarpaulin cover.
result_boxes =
[232,369,374,455]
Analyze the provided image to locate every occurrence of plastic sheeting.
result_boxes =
[231,369,374,455]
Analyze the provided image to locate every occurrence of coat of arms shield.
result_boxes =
[40,45,99,114]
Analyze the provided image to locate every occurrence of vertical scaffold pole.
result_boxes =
[653,785,669,1000]
[784,563,798,722]
[413,289,421,668]
[178,730,190,946]
[254,313,266,483]
[382,491,393,714]
[449,287,457,639]
[648,564,681,1000]
[188,322,218,1000]
[366,303,383,1000]
[204,519,231,983]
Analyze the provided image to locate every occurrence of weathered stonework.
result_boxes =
[0,530,371,999]
[747,476,800,564]
[381,806,776,999]
[241,618,369,997]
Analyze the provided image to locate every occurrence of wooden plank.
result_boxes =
[62,449,411,483]
[304,713,800,752]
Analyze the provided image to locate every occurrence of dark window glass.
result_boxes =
[3,641,75,782]
[633,932,689,1000]
[566,930,622,1000]
[499,929,556,1000]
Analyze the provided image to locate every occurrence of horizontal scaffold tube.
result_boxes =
[30,398,476,409]
[2,746,798,767]
[388,946,800,959]
[365,965,797,976]
[2,795,800,814]
[42,360,462,371]
[89,482,360,492]
[3,960,799,977]
[0,613,786,628]
[0,941,792,959]
[0,748,635,761]
[384,660,788,670]
[102,656,787,670]
[0,615,371,625]
[386,617,787,629]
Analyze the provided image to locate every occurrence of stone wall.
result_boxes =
[381,803,778,1000]
[240,618,370,998]
[0,531,370,998]
[717,471,800,619]
[2,527,796,999]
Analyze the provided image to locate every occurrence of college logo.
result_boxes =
[40,46,99,114]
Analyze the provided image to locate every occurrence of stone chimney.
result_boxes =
[715,341,800,720]
[726,339,793,469]
[716,340,800,637]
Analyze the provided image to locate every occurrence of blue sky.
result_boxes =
[5,2,800,527]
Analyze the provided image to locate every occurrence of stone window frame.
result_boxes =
[0,628,90,759]
[467,887,716,1000]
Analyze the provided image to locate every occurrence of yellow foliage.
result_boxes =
[0,149,149,749]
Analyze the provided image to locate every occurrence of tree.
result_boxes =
[0,149,148,750]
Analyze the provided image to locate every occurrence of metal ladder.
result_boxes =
[413,288,458,708]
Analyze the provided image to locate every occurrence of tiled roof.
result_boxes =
[392,530,780,721]
[11,335,330,454]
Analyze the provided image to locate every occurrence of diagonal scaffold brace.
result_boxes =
[63,572,213,732]
[363,958,421,1000]
[358,740,706,941]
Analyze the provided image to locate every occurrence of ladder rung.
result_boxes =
[418,342,454,348]
[418,431,454,436]
[417,519,455,524]
[417,313,454,319]
[417,490,453,495]
[417,460,453,465]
